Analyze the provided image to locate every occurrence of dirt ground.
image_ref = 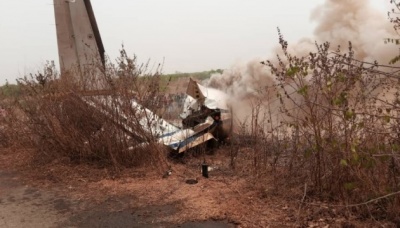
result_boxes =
[0,147,397,228]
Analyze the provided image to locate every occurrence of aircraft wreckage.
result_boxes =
[53,0,232,153]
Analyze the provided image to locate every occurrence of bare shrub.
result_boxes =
[10,50,169,172]
[228,32,400,221]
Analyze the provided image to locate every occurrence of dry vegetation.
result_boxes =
[2,31,400,228]
[226,34,400,225]
[1,43,400,226]
[0,50,171,172]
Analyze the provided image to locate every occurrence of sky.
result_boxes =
[0,0,390,85]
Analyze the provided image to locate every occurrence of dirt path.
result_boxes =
[0,146,324,228]
[3,147,386,227]
[0,170,69,227]
[0,170,235,228]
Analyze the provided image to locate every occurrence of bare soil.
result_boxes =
[0,147,397,227]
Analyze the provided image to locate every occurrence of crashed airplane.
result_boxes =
[53,0,232,153]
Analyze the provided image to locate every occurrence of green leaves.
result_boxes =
[286,65,309,78]
[383,115,391,123]
[297,85,309,96]
[340,159,348,167]
[344,182,356,191]
[333,92,348,106]
[344,110,356,120]
[389,55,400,65]
[286,66,300,78]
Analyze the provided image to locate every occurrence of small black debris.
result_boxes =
[185,179,198,185]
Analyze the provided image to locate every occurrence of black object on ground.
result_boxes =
[185,179,198,185]
[202,164,209,178]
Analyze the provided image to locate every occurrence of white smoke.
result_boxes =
[207,58,274,99]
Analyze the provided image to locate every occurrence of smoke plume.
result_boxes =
[205,0,398,124]
[312,0,395,63]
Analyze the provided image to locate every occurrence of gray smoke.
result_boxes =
[205,0,398,125]
[312,0,396,63]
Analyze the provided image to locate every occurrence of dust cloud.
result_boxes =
[312,0,396,63]
[205,0,398,125]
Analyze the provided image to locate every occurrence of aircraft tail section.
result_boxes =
[83,0,105,66]
[53,0,105,75]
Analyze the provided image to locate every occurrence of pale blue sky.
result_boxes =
[0,0,389,85]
